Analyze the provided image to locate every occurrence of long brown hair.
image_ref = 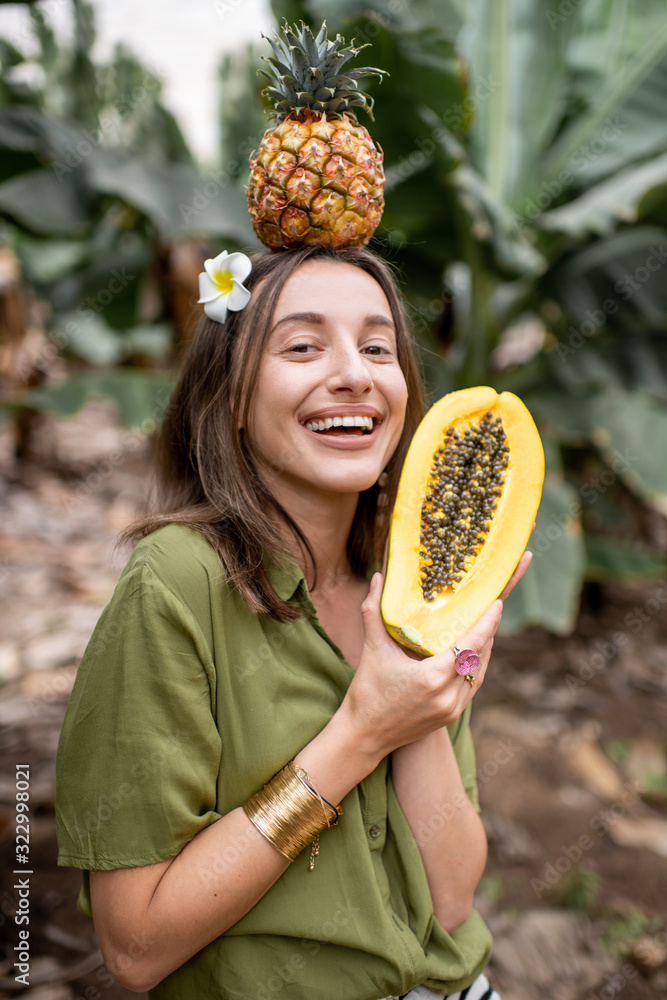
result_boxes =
[126,244,426,621]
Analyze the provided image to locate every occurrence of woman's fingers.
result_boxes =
[361,572,394,649]
[498,549,532,601]
[450,599,503,666]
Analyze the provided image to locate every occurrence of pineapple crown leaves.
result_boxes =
[259,20,387,122]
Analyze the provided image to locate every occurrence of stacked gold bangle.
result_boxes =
[243,761,342,869]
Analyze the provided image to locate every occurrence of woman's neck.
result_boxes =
[271,483,360,588]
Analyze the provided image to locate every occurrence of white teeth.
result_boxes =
[305,415,375,432]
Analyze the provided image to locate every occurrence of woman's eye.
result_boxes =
[289,343,312,353]
[363,345,389,356]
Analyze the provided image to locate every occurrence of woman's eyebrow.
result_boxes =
[270,311,324,334]
[270,311,395,334]
[365,314,395,329]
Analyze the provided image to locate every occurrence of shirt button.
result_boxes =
[369,825,381,839]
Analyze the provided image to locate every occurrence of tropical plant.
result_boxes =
[0,0,255,429]
[219,0,667,633]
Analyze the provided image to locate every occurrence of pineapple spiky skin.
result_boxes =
[247,110,384,249]
[247,21,386,250]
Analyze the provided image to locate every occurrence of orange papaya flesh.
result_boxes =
[381,387,544,655]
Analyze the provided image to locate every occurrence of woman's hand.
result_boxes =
[339,550,532,760]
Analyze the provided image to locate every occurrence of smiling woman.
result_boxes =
[55,243,526,1000]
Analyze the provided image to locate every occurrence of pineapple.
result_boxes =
[248,21,386,250]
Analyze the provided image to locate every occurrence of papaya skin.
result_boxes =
[381,387,544,655]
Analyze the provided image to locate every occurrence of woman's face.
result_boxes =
[247,258,408,506]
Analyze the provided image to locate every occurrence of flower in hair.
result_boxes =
[198,250,252,323]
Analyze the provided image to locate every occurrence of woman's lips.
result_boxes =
[301,418,382,449]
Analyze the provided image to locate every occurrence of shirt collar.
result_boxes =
[266,556,307,603]
[266,555,380,603]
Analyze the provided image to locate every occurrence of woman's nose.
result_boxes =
[327,345,373,394]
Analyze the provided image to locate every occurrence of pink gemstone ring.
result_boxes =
[453,646,480,687]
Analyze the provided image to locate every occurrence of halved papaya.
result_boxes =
[381,387,544,655]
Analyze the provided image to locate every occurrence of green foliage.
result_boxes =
[600,905,663,958]
[556,867,600,913]
[230,0,667,633]
[477,873,504,903]
[0,0,256,430]
[584,536,667,582]
[15,369,176,429]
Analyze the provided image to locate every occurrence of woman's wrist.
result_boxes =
[293,701,386,809]
[243,760,341,869]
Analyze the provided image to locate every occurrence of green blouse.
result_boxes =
[56,524,492,1000]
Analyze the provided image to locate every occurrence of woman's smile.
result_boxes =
[301,405,382,447]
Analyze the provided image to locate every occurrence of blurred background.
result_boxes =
[0,1,666,998]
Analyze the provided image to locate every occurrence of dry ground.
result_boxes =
[1,403,666,1000]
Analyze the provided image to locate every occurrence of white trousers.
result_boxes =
[381,971,500,1000]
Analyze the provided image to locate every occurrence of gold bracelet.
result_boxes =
[242,760,342,869]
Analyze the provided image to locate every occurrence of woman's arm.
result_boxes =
[390,728,487,932]
[90,572,512,993]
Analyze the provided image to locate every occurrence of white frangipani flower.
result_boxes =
[198,250,252,323]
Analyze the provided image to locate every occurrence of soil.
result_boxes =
[1,402,666,1000]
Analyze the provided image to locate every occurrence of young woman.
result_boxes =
[56,243,530,1000]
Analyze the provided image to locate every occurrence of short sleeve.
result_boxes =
[447,703,480,812]
[56,554,223,891]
